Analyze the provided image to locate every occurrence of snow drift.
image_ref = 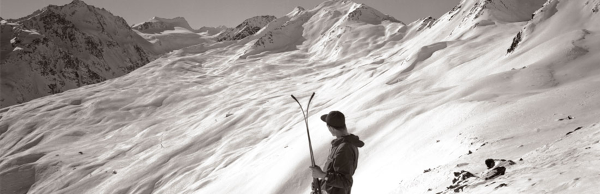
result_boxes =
[1,0,600,193]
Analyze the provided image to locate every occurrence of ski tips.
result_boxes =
[291,93,315,100]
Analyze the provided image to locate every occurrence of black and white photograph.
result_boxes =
[1,0,599,193]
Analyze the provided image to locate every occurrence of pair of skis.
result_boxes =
[291,92,322,194]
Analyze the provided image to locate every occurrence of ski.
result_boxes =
[291,92,321,194]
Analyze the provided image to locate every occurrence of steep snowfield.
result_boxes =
[1,0,600,194]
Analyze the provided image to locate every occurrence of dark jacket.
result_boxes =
[321,134,364,194]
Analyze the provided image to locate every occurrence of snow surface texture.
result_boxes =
[0,0,156,109]
[1,0,600,193]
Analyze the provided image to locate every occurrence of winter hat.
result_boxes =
[321,111,346,129]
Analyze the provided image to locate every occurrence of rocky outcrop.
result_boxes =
[216,15,277,42]
[0,0,156,108]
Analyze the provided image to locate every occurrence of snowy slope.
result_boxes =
[197,25,228,36]
[132,17,217,54]
[1,0,600,194]
[0,0,156,109]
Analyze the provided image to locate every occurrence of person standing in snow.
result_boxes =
[310,111,365,194]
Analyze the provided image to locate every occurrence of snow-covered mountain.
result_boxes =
[1,0,600,193]
[216,15,277,41]
[132,17,217,54]
[131,16,195,34]
[197,25,228,36]
[0,0,156,108]
[346,3,402,24]
[241,2,404,59]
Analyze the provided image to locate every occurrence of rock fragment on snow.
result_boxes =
[558,115,574,121]
[494,183,508,189]
[566,126,583,135]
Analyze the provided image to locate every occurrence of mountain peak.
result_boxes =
[286,6,306,17]
[69,0,88,6]
[347,3,403,24]
[1,0,154,108]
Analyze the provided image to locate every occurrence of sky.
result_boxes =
[1,0,461,28]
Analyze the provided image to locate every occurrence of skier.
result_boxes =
[309,111,364,194]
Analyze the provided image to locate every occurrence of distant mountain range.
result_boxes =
[0,0,283,108]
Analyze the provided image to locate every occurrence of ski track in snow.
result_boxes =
[1,0,600,193]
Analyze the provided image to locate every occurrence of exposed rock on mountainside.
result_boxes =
[409,16,437,32]
[216,15,277,42]
[0,0,156,108]
[132,16,195,34]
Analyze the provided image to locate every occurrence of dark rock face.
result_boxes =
[0,0,155,108]
[507,31,522,53]
[216,15,277,42]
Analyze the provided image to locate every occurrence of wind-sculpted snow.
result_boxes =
[0,0,155,108]
[1,0,600,194]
